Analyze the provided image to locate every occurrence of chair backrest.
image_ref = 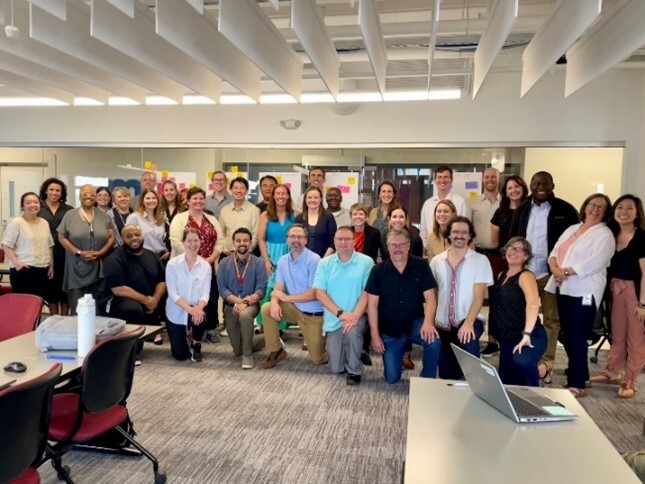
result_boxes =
[81,325,145,414]
[0,293,44,342]
[0,363,62,482]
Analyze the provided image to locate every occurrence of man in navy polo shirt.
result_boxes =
[366,228,441,384]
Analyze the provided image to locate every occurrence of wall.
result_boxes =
[0,69,641,197]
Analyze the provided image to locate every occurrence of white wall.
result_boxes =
[0,69,641,197]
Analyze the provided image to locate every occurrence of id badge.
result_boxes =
[582,294,593,306]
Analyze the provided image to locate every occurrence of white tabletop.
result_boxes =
[404,377,640,484]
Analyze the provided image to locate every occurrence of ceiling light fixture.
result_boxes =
[5,0,20,39]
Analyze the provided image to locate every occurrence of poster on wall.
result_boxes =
[452,172,482,200]
[324,172,359,209]
[258,171,305,205]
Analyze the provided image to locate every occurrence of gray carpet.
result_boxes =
[39,334,644,484]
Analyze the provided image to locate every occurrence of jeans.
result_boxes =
[558,294,597,389]
[437,319,484,380]
[166,317,207,361]
[498,324,547,387]
[381,317,441,384]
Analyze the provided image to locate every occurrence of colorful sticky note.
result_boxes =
[179,183,186,190]
[347,177,356,185]
[189,183,196,188]
[208,183,215,191]
[338,185,350,194]
[207,171,214,180]
[465,181,478,189]
[277,176,283,183]
[144,160,152,169]
[231,166,239,173]
[468,192,478,199]
[284,182,292,190]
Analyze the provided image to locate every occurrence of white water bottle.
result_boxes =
[77,294,96,357]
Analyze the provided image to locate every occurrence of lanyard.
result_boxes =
[233,255,251,296]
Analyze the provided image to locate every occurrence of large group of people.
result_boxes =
[2,166,643,397]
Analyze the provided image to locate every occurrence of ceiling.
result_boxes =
[0,0,643,105]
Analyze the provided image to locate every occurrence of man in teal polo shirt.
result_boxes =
[314,225,374,385]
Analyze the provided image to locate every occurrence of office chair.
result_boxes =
[46,325,166,484]
[0,363,62,484]
[0,293,43,342]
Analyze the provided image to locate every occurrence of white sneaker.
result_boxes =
[220,329,228,337]
[242,355,254,369]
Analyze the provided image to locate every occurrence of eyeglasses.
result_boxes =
[587,203,607,211]
[287,235,306,240]
[212,178,226,183]
[505,246,526,254]
[387,242,410,249]
[334,237,354,243]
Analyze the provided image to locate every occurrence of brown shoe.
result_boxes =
[259,348,287,369]
[402,356,415,370]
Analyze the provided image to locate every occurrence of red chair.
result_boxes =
[0,293,43,342]
[0,363,62,484]
[46,325,166,484]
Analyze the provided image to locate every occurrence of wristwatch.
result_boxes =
[522,331,531,337]
[336,309,344,317]
[75,249,81,257]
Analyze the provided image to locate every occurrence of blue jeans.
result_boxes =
[498,324,547,387]
[381,317,441,384]
[437,319,484,380]
[558,294,597,389]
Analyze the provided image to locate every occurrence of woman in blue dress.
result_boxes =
[257,184,295,327]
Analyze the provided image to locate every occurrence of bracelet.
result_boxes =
[522,331,531,337]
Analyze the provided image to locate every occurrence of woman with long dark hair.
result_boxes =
[491,175,529,249]
[38,178,73,315]
[295,186,336,258]
[369,181,397,236]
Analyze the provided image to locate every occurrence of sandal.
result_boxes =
[538,361,553,384]
[568,387,588,398]
[153,334,164,346]
[589,372,622,386]
[617,383,636,399]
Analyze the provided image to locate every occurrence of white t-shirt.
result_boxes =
[2,217,54,268]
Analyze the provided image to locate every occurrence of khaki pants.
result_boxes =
[223,303,259,357]
[537,275,560,363]
[261,301,327,365]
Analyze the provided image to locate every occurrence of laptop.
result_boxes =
[451,343,577,423]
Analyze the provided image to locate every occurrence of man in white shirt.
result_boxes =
[325,187,351,228]
[420,165,471,249]
[295,167,326,212]
[429,216,493,379]
[469,167,502,357]
[205,170,233,219]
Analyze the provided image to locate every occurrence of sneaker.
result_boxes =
[346,373,361,386]
[481,342,499,358]
[360,350,373,366]
[190,343,203,362]
[259,348,288,369]
[134,359,142,367]
[220,329,229,337]
[302,342,308,351]
[205,333,220,344]
[242,355,254,369]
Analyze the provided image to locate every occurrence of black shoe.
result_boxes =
[190,343,203,362]
[301,342,308,351]
[360,350,373,366]
[481,342,499,358]
[205,333,219,344]
[346,373,361,386]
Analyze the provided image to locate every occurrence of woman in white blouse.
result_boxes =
[165,227,212,362]
[126,188,170,262]
[546,193,615,398]
[2,192,54,299]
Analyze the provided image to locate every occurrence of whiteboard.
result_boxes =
[452,172,482,201]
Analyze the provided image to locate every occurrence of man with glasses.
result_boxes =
[205,170,233,219]
[130,171,157,210]
[314,226,374,385]
[366,228,441,384]
[259,224,328,369]
[429,216,494,379]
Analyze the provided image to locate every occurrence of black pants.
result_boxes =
[206,272,219,331]
[166,317,206,361]
[10,266,49,300]
[102,296,162,326]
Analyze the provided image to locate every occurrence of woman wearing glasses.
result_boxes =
[57,184,115,314]
[489,237,546,386]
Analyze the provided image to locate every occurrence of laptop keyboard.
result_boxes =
[508,391,551,417]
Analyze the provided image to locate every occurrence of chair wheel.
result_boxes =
[154,471,167,484]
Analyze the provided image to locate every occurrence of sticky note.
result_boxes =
[179,183,186,190]
[144,160,152,169]
[277,176,283,183]
[285,183,292,189]
[348,177,356,185]
[338,185,350,194]
[207,171,214,180]
[465,181,478,189]
[162,170,169,177]
[189,183,196,188]
[208,183,215,191]
[231,166,239,173]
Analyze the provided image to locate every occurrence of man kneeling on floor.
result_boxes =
[260,224,328,369]
[217,227,267,369]
[314,226,374,385]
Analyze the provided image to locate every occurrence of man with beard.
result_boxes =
[259,223,328,369]
[509,171,578,381]
[314,226,374,385]
[217,227,268,369]
[99,224,166,325]
[430,217,493,380]
[366,228,441,384]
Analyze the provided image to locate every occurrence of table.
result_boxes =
[0,324,162,384]
[404,377,640,484]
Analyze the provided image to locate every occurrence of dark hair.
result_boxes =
[20,191,40,210]
[531,171,554,185]
[309,166,326,178]
[259,175,278,186]
[607,194,645,234]
[335,225,355,236]
[387,204,408,220]
[300,186,325,220]
[186,186,206,201]
[39,178,68,204]
[377,181,398,210]
[434,165,453,179]
[501,236,533,265]
[579,193,612,223]
[95,186,113,208]
[499,175,529,212]
[266,184,293,221]
[182,227,202,241]
[160,180,181,214]
[446,216,476,244]
[233,227,252,240]
[229,176,249,191]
